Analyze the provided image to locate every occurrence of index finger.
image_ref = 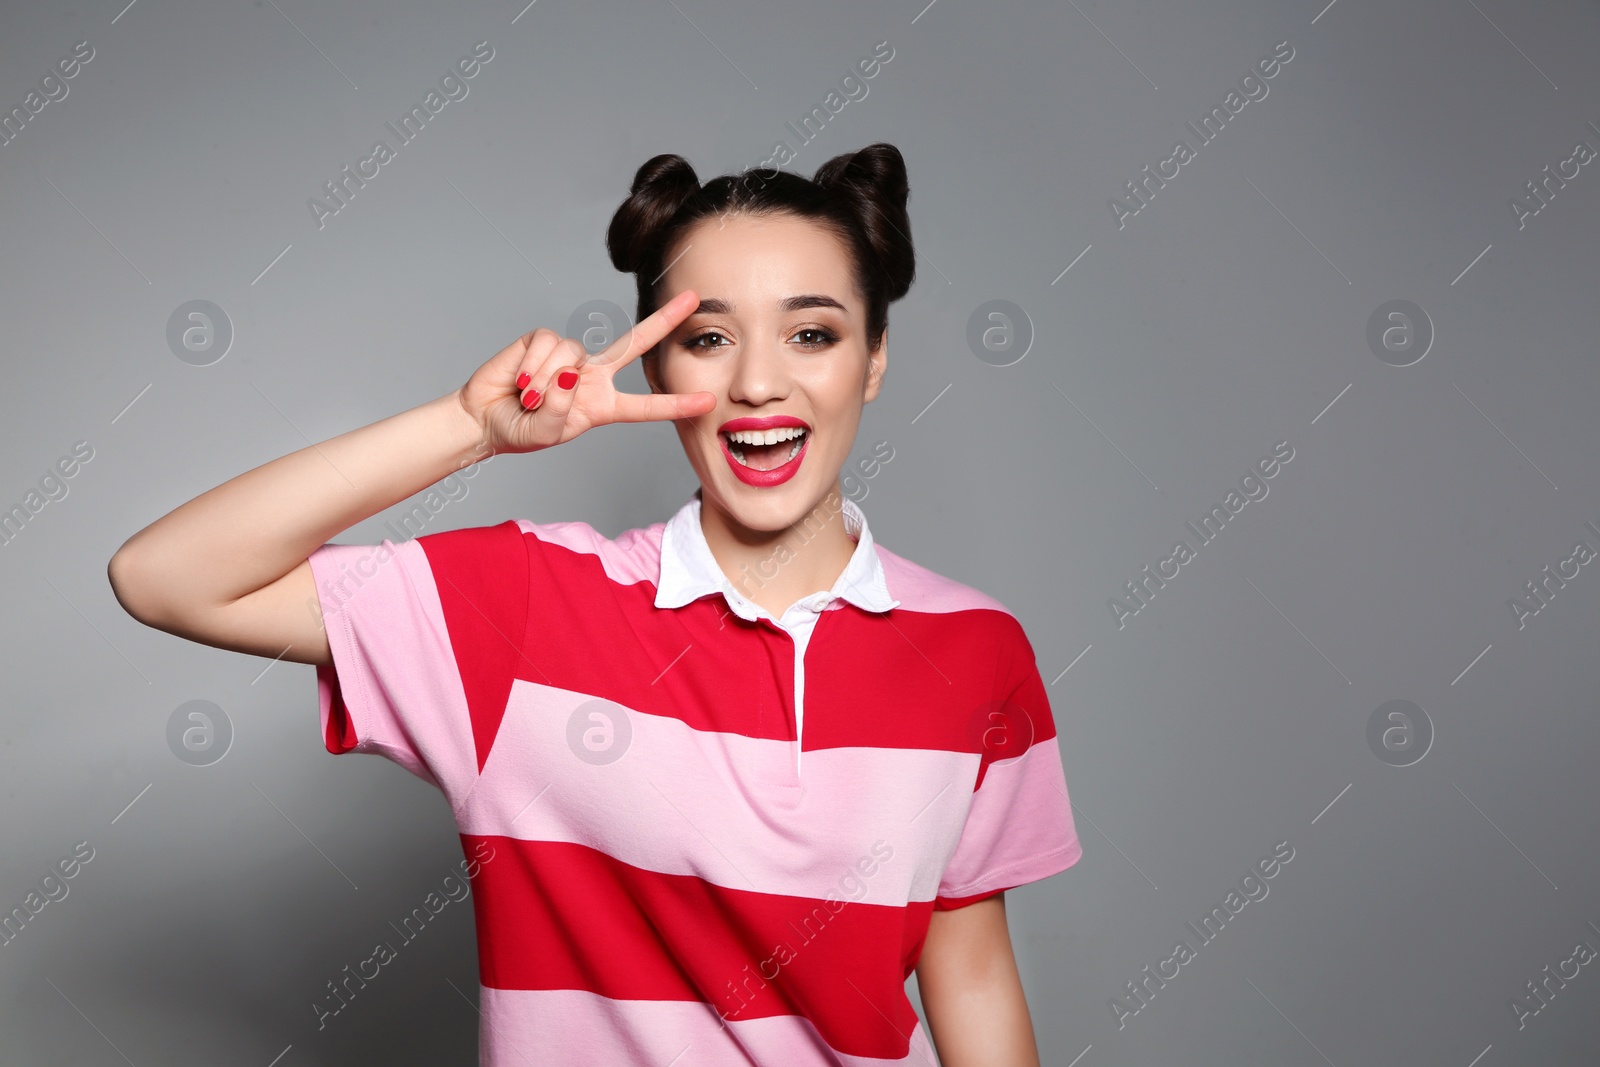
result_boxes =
[592,289,699,370]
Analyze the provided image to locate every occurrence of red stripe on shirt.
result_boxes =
[467,834,932,1060]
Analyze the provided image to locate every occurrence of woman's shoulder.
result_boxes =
[508,514,662,548]
[874,542,1020,624]
[503,514,667,586]
[875,543,1037,679]
[416,516,658,556]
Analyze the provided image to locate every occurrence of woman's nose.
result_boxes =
[726,339,788,405]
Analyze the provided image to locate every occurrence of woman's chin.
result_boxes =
[706,472,835,533]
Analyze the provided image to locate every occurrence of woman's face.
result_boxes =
[644,211,886,534]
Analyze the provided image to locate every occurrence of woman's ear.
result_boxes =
[863,331,888,403]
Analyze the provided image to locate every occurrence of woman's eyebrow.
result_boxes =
[692,294,848,315]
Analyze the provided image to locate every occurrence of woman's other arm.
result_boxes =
[915,893,1042,1066]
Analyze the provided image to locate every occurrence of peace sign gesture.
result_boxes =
[458,289,716,456]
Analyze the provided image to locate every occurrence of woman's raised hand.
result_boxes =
[457,289,716,456]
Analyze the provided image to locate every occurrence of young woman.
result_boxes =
[108,143,1082,1066]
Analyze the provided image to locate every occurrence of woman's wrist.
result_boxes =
[436,388,496,471]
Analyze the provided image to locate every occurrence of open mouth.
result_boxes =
[716,418,811,487]
[721,426,809,471]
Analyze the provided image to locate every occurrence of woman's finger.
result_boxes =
[609,388,717,425]
[513,329,562,404]
[521,336,584,411]
[592,289,699,371]
[533,365,582,430]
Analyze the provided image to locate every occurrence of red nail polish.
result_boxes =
[557,370,578,390]
[521,388,541,409]
[516,372,530,390]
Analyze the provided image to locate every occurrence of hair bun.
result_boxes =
[812,143,915,304]
[606,154,703,275]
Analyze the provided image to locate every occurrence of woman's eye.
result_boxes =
[685,332,727,351]
[794,328,838,348]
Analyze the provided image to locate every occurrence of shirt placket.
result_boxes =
[782,596,831,779]
[724,588,832,781]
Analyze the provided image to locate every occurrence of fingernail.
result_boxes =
[557,370,578,390]
[516,372,531,390]
[521,388,541,409]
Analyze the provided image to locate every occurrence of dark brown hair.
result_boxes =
[606,143,916,361]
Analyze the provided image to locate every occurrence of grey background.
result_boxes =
[2,0,1597,1063]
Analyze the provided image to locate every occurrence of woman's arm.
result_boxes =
[107,295,713,671]
[914,893,1042,1066]
[107,390,489,667]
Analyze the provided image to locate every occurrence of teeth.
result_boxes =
[727,432,808,468]
[726,426,807,446]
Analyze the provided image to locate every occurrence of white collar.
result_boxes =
[654,493,899,621]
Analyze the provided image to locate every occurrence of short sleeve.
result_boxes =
[934,642,1082,909]
[309,520,530,810]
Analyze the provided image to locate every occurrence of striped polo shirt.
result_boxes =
[310,492,1082,1065]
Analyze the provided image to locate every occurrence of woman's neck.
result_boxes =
[697,487,858,619]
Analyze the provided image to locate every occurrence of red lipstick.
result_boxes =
[718,415,811,433]
[718,415,811,488]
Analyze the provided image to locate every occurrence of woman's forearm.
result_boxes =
[109,390,487,624]
[916,895,1042,1066]
[922,969,1040,1066]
